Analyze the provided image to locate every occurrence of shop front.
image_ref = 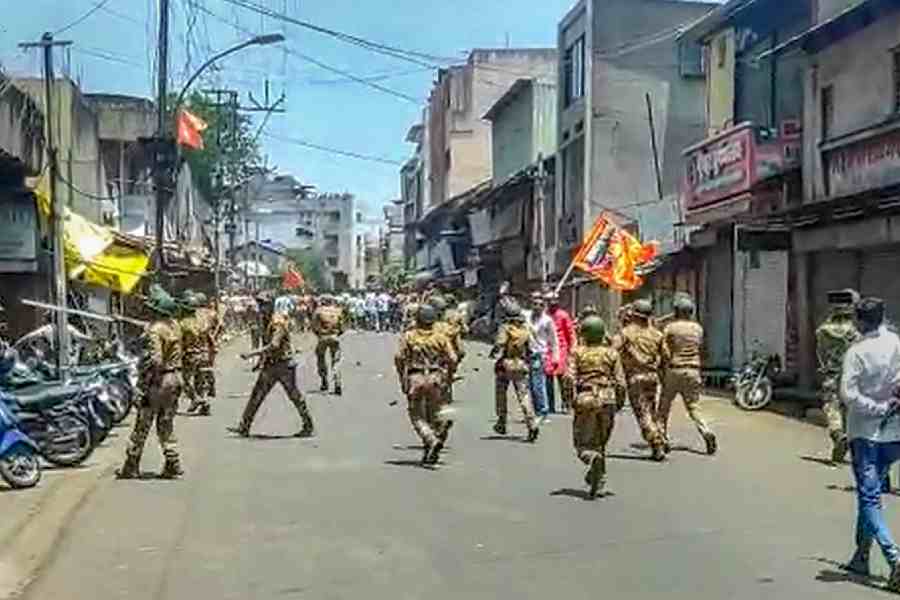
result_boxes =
[682,122,801,374]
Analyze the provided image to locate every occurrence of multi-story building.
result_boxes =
[555,0,716,320]
[382,198,405,266]
[761,0,900,386]
[678,0,811,375]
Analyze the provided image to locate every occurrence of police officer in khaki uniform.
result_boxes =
[312,295,346,395]
[394,304,458,465]
[567,315,626,497]
[658,295,717,455]
[612,298,666,461]
[117,285,186,479]
[817,289,860,464]
[180,291,218,416]
[491,301,540,442]
[229,302,315,438]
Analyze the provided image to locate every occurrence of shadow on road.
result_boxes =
[480,435,528,443]
[607,453,656,462]
[383,459,435,471]
[549,488,614,501]
[809,556,888,592]
[800,454,838,468]
[825,484,856,493]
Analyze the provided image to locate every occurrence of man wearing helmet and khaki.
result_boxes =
[490,300,540,442]
[567,314,627,497]
[612,298,667,461]
[394,303,458,465]
[312,294,347,395]
[658,294,717,455]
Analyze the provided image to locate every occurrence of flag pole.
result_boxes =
[553,258,579,295]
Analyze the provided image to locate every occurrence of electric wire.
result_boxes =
[54,0,114,35]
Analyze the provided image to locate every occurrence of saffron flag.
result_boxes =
[177,109,208,150]
[572,215,659,291]
[282,266,305,290]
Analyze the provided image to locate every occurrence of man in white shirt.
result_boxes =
[523,291,559,424]
[841,297,900,589]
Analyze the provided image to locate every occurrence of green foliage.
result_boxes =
[285,248,328,291]
[381,261,410,292]
[171,91,263,202]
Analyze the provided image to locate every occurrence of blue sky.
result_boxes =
[2,0,720,215]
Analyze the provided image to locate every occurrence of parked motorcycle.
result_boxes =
[733,352,782,411]
[0,392,41,489]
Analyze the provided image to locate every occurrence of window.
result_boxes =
[821,85,834,141]
[679,40,704,78]
[564,36,585,107]
[445,148,451,170]
[893,49,900,113]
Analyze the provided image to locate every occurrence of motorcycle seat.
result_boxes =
[8,383,82,409]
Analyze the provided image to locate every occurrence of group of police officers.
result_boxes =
[117,279,856,503]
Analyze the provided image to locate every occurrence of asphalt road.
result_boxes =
[21,331,900,599]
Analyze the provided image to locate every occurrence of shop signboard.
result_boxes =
[682,122,801,220]
[825,126,900,198]
[0,193,38,272]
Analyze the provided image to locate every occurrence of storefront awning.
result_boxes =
[33,176,150,294]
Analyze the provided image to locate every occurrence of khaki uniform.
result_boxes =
[494,321,538,434]
[238,314,314,434]
[613,322,666,453]
[181,307,218,412]
[126,319,183,469]
[434,310,466,403]
[816,318,859,445]
[659,319,712,443]
[402,302,421,331]
[312,305,346,391]
[394,327,457,447]
[567,344,626,485]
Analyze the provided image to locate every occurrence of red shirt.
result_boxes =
[546,307,574,376]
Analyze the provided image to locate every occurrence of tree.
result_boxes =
[171,91,263,201]
[285,248,328,291]
[381,261,411,292]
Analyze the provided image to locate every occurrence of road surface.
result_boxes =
[21,331,900,599]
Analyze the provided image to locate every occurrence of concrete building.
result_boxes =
[677,0,811,374]
[555,0,716,319]
[400,123,427,269]
[382,198,405,266]
[761,0,900,387]
[15,78,114,225]
[468,77,558,295]
[427,48,558,210]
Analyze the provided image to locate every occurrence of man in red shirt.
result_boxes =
[545,292,575,414]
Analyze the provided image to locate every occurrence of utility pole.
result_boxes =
[154,0,171,271]
[536,154,548,285]
[19,33,73,377]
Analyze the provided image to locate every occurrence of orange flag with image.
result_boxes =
[573,215,659,291]
[177,109,208,150]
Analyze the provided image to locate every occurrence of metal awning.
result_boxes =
[758,0,900,60]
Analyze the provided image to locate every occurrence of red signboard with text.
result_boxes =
[682,122,801,215]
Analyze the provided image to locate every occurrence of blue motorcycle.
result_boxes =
[0,393,41,489]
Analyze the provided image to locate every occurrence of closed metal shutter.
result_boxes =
[703,232,733,370]
[734,250,788,366]
[862,248,900,325]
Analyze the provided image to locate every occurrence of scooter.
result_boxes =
[0,392,41,489]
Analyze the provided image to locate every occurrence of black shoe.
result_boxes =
[160,460,184,479]
[832,436,848,464]
[651,444,666,462]
[227,425,249,437]
[116,457,140,479]
[840,550,870,577]
[319,381,329,392]
[704,432,718,456]
[334,386,342,396]
[493,421,507,436]
[421,441,433,466]
[198,403,211,416]
[527,427,540,443]
[587,455,602,499]
[296,424,315,438]
[428,440,444,464]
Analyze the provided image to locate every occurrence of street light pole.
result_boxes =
[155,32,284,275]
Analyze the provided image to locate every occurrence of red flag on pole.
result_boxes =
[177,109,208,150]
[572,215,660,291]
